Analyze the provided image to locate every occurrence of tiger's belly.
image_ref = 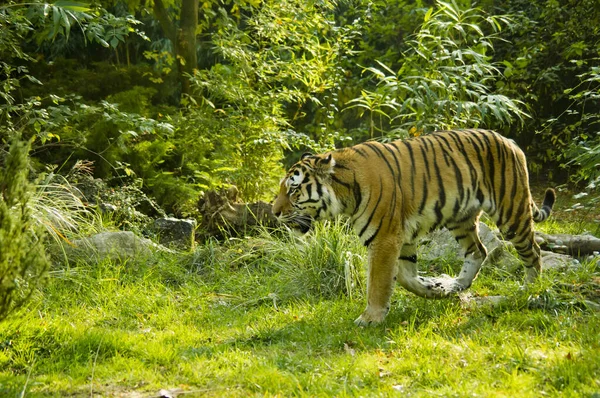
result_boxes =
[403,201,484,244]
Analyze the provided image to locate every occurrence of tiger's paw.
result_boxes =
[354,306,389,327]
[418,274,467,297]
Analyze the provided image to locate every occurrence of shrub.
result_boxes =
[346,0,526,138]
[0,137,49,321]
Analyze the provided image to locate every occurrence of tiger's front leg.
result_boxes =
[355,237,399,326]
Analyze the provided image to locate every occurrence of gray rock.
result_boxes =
[478,222,503,251]
[418,228,461,261]
[541,250,580,270]
[153,217,196,250]
[483,244,522,272]
[418,222,503,262]
[460,292,506,308]
[70,231,165,260]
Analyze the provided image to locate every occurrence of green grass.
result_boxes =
[1,221,599,397]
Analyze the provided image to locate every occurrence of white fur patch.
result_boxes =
[287,171,303,188]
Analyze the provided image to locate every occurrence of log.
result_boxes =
[535,232,600,257]
[197,186,278,239]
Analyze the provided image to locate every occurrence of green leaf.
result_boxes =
[52,1,90,13]
[424,7,433,23]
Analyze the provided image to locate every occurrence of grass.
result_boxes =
[1,206,599,396]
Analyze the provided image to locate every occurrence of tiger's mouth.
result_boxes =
[280,213,314,233]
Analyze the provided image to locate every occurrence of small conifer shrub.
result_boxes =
[0,137,49,321]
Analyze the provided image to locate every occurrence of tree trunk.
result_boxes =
[535,232,600,257]
[178,0,198,96]
[152,0,198,98]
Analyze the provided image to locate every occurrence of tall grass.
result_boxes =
[262,220,366,301]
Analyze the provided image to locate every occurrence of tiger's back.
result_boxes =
[329,129,552,245]
[273,129,555,326]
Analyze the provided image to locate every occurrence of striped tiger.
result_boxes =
[272,129,555,326]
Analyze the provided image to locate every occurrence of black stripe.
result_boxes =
[435,134,465,210]
[481,132,496,196]
[430,143,446,221]
[469,133,491,194]
[365,142,399,224]
[417,177,428,214]
[334,163,351,170]
[358,178,384,239]
[419,143,431,180]
[398,255,417,263]
[364,218,384,247]
[331,174,352,190]
[404,141,416,199]
[304,183,312,196]
[353,177,362,211]
[297,198,320,205]
[500,149,520,227]
[354,147,368,157]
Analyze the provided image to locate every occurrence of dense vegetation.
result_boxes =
[0,0,599,396]
[2,0,598,211]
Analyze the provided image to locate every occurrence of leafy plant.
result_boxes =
[346,0,527,138]
[493,0,600,170]
[0,137,49,321]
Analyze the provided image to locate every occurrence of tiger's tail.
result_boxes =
[532,188,556,222]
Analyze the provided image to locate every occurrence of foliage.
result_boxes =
[493,0,600,171]
[347,0,526,138]
[0,137,49,321]
[184,0,360,199]
[562,65,600,214]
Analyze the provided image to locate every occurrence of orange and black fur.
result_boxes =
[272,129,555,326]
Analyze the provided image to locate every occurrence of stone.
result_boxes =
[70,231,164,260]
[541,250,580,270]
[153,217,196,250]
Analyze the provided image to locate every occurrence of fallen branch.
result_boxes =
[535,232,600,257]
[197,186,278,239]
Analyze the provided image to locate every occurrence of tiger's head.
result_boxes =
[272,152,338,232]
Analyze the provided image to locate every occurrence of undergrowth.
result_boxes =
[0,215,599,397]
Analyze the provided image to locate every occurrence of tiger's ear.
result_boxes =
[315,153,335,175]
[301,152,313,160]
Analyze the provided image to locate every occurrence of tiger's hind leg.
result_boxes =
[396,243,464,298]
[500,216,542,283]
[448,217,488,289]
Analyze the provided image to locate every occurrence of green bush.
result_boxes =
[0,137,49,321]
[493,0,600,172]
[346,0,526,138]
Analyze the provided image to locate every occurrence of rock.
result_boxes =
[478,222,503,251]
[535,231,600,257]
[483,244,522,272]
[153,217,196,250]
[460,292,506,308]
[541,250,580,270]
[70,231,166,260]
[418,228,461,261]
[417,223,503,262]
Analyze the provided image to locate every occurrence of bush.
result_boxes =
[346,0,525,138]
[0,137,49,321]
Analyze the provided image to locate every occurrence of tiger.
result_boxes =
[272,129,555,326]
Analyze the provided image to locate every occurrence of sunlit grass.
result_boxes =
[1,215,599,397]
